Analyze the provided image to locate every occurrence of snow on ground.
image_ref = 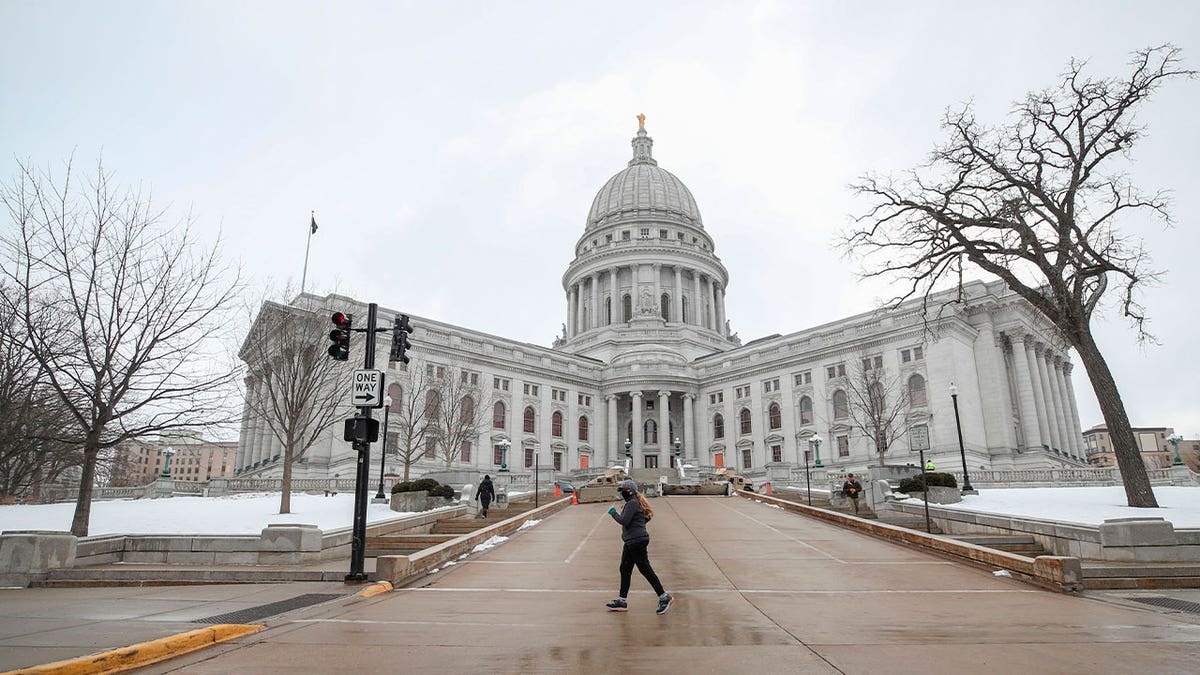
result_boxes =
[939,486,1200,528]
[0,493,413,536]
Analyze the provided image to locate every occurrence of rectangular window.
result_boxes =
[659,229,668,239]
[524,383,540,396]
[677,232,685,241]
[460,441,471,463]
[461,371,479,385]
[763,378,779,393]
[553,452,562,471]
[644,454,659,469]
[837,435,849,457]
[901,349,911,363]
[606,234,613,242]
[494,377,510,391]
[493,445,503,465]
[838,364,845,377]
[524,447,534,468]
[771,445,782,463]
[640,228,650,238]
[424,438,437,459]
[735,385,750,399]
[913,346,923,360]
[742,449,752,470]
[552,388,566,402]
[622,231,630,241]
[709,392,724,404]
[577,394,592,406]
[793,371,811,386]
[580,454,590,470]
[827,366,836,379]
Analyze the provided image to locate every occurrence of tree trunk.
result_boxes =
[1073,332,1158,507]
[70,441,100,536]
[279,444,294,514]
[403,452,412,481]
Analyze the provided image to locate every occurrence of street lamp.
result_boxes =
[673,437,682,463]
[498,438,510,472]
[1168,432,1184,466]
[624,437,632,460]
[804,436,816,506]
[811,433,823,468]
[160,446,174,478]
[374,395,392,500]
[948,383,975,493]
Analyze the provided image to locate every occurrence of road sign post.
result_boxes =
[346,302,380,583]
[910,425,932,534]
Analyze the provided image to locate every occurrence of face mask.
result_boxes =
[619,489,633,501]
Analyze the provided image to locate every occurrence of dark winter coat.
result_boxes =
[842,479,863,500]
[476,478,495,503]
[609,493,649,543]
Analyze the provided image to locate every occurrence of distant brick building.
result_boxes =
[116,437,238,486]
[1081,424,1183,469]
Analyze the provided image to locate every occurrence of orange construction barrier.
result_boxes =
[765,482,772,495]
[555,484,561,497]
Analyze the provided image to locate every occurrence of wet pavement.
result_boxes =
[130,495,1200,674]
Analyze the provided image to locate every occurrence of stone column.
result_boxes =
[1063,362,1085,456]
[974,316,1017,451]
[692,271,702,326]
[1024,340,1053,451]
[702,276,712,329]
[239,376,256,470]
[1046,352,1071,457]
[659,390,671,454]
[652,263,662,319]
[1033,344,1061,453]
[567,285,577,338]
[673,266,683,323]
[630,392,643,459]
[1050,356,1076,457]
[1008,336,1043,453]
[683,393,695,460]
[715,283,727,337]
[606,394,618,467]
[591,272,601,330]
[609,267,619,324]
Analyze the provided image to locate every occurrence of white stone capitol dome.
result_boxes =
[584,124,703,231]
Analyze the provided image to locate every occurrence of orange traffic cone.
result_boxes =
[765,482,772,495]
[555,483,561,497]
[571,492,579,505]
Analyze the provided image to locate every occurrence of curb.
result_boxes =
[356,581,393,598]
[2,623,263,675]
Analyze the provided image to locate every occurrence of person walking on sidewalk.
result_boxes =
[475,475,495,518]
[841,473,864,515]
[605,480,674,615]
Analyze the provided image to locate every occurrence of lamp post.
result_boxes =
[948,382,975,493]
[804,437,816,506]
[673,437,682,464]
[910,425,933,534]
[624,437,632,464]
[498,438,510,472]
[374,396,392,501]
[811,433,823,468]
[1168,432,1184,466]
[160,446,174,478]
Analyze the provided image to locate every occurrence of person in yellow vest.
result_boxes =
[924,459,936,471]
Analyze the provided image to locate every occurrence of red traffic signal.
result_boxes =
[328,312,353,361]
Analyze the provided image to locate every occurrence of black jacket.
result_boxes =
[842,479,863,499]
[610,494,649,543]
[476,479,495,501]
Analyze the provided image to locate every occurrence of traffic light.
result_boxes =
[390,314,413,364]
[328,312,353,361]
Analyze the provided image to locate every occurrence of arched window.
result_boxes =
[644,419,658,445]
[552,411,563,437]
[768,403,782,430]
[578,416,589,441]
[605,298,612,325]
[387,383,403,412]
[799,396,813,425]
[622,294,632,322]
[682,296,689,323]
[425,390,440,421]
[460,395,474,424]
[832,390,848,419]
[523,406,536,433]
[909,374,927,406]
[739,408,752,435]
[492,401,506,429]
[661,293,670,320]
[713,414,725,439]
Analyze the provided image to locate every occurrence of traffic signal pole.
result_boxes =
[346,302,378,582]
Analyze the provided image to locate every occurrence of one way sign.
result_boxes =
[351,369,385,408]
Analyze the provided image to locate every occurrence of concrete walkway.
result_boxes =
[133,496,1200,674]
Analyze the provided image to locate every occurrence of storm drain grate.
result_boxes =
[194,593,344,625]
[1128,596,1200,614]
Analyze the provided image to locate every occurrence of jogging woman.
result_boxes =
[606,479,673,615]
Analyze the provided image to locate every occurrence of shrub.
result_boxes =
[897,472,958,493]
[429,484,456,499]
[391,478,456,498]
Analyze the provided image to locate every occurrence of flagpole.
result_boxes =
[301,210,314,296]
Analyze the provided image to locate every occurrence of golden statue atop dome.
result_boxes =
[637,113,646,131]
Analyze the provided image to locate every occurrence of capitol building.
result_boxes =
[236,121,1090,482]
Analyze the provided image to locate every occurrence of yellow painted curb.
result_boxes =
[2,623,263,675]
[356,581,393,598]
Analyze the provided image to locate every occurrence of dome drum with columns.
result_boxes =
[237,117,1090,484]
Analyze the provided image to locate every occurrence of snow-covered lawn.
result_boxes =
[0,493,415,536]
[938,486,1200,528]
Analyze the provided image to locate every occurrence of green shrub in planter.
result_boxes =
[429,484,456,499]
[392,479,456,497]
[898,472,958,493]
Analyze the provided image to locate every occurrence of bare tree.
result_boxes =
[843,46,1194,507]
[432,367,490,469]
[842,354,909,467]
[388,365,434,481]
[239,293,352,514]
[0,158,242,534]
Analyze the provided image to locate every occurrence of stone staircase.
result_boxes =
[950,535,1048,557]
[1080,562,1200,590]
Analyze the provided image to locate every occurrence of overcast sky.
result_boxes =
[2,1,1198,437]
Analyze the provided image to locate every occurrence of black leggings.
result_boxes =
[619,538,665,598]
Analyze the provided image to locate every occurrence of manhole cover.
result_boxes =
[1128,596,1200,615]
